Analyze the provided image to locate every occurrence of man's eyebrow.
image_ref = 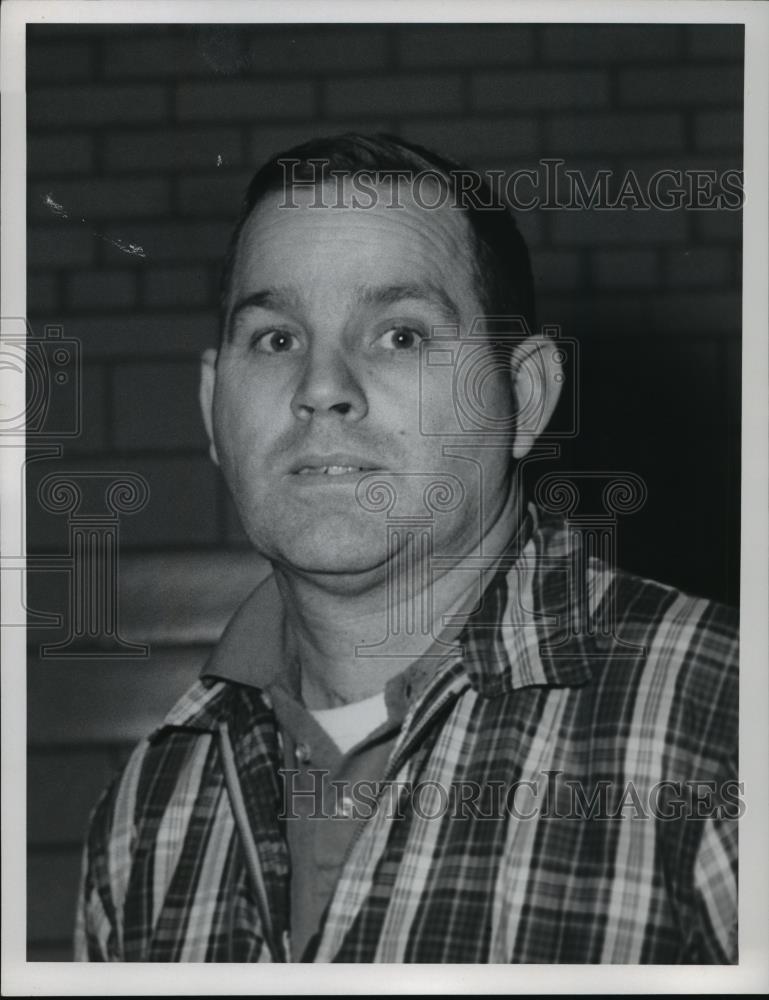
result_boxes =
[226,281,461,340]
[226,287,302,339]
[356,282,461,323]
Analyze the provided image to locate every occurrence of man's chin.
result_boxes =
[273,545,391,585]
[244,522,392,579]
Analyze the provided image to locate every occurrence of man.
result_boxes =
[75,133,739,963]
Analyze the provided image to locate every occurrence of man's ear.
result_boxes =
[509,336,563,460]
[199,348,220,466]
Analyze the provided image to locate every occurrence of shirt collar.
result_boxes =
[459,502,594,696]
[200,501,595,703]
[202,568,286,691]
[200,568,464,721]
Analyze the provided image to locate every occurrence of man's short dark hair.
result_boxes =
[218,132,536,343]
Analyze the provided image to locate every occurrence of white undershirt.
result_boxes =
[308,690,388,754]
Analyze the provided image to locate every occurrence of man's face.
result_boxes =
[205,180,516,582]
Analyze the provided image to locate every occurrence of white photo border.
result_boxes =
[2,0,767,994]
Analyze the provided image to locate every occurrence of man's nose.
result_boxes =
[290,346,368,422]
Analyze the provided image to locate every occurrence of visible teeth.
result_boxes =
[297,465,364,475]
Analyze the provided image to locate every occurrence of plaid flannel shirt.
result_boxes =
[75,504,739,963]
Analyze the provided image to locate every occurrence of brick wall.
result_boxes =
[25,22,742,959]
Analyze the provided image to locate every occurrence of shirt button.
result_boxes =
[338,795,354,819]
[294,742,311,764]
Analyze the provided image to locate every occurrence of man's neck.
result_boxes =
[273,484,524,709]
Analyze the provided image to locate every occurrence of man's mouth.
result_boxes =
[289,453,383,477]
[296,465,373,476]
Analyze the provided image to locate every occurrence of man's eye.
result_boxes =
[251,330,299,354]
[378,326,424,350]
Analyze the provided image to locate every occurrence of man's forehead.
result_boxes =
[232,177,479,301]
[241,177,474,250]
